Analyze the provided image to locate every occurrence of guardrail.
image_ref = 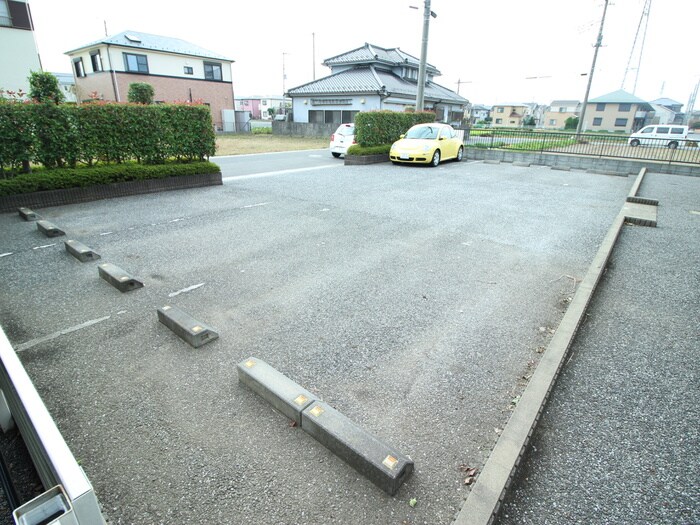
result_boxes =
[0,327,105,524]
[462,129,700,165]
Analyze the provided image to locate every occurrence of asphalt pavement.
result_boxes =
[497,172,699,525]
[0,155,640,524]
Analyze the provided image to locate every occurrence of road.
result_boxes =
[214,148,334,178]
[0,153,632,524]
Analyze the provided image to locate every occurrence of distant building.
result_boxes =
[53,72,76,103]
[491,103,529,127]
[65,30,235,130]
[235,96,290,119]
[286,43,468,125]
[543,100,581,129]
[581,89,652,133]
[0,0,41,97]
[650,98,684,124]
[469,104,491,125]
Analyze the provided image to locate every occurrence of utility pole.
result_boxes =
[415,0,435,111]
[312,33,316,81]
[576,0,610,137]
[282,52,289,95]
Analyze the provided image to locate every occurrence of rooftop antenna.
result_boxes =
[621,0,652,94]
[104,20,108,37]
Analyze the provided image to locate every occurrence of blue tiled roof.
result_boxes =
[324,43,439,75]
[287,66,468,105]
[588,89,648,104]
[66,30,233,62]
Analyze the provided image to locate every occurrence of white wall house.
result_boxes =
[287,43,468,125]
[66,30,235,129]
[0,0,41,97]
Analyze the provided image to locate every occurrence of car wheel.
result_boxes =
[630,139,640,147]
[456,146,464,162]
[430,150,441,167]
[332,152,341,158]
[668,141,678,150]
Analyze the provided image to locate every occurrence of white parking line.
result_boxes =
[32,244,56,250]
[222,164,336,182]
[168,283,205,298]
[16,315,111,352]
[0,252,13,258]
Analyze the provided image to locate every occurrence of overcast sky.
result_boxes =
[28,0,699,107]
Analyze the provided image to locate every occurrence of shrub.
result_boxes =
[346,144,391,156]
[128,83,155,104]
[0,161,220,196]
[28,72,64,104]
[252,126,272,134]
[354,111,436,147]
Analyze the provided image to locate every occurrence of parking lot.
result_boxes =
[0,159,632,524]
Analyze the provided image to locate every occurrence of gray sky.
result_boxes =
[29,0,700,106]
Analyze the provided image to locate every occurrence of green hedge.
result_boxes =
[0,102,216,175]
[0,161,220,196]
[346,144,391,156]
[354,111,436,147]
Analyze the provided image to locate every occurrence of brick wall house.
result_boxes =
[65,30,235,130]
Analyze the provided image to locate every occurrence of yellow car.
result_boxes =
[390,123,464,167]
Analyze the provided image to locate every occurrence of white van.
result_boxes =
[628,125,689,149]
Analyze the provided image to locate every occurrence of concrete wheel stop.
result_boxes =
[237,357,413,495]
[157,305,219,348]
[65,240,101,262]
[98,263,143,292]
[18,207,40,221]
[36,220,65,237]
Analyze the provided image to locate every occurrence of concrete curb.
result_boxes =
[0,172,222,213]
[453,168,655,525]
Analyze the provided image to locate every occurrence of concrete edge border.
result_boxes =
[0,172,223,213]
[452,167,651,525]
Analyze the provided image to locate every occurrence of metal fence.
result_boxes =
[462,129,700,165]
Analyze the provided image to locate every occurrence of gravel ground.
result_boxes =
[0,160,631,524]
[498,172,700,525]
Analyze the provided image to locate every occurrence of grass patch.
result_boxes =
[216,134,327,155]
[0,161,220,196]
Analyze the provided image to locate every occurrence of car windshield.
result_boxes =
[404,126,439,140]
[336,125,354,136]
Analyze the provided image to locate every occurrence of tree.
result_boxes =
[28,71,64,104]
[565,116,579,130]
[128,83,155,104]
[523,116,536,127]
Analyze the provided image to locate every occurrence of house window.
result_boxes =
[495,118,502,124]
[558,107,566,113]
[614,118,628,127]
[0,0,11,26]
[497,107,504,113]
[262,100,268,106]
[596,103,605,111]
[618,103,631,112]
[549,119,557,126]
[124,53,148,73]
[592,117,603,126]
[73,58,86,78]
[204,62,223,81]
[184,66,194,75]
[90,51,103,72]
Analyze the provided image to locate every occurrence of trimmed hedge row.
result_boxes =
[354,111,436,147]
[0,161,221,196]
[0,102,216,174]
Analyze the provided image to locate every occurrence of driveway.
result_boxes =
[0,157,631,524]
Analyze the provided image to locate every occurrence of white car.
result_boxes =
[329,123,355,158]
[628,125,689,149]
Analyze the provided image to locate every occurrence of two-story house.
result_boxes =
[286,43,468,125]
[542,100,581,129]
[581,89,652,133]
[491,103,530,127]
[650,97,684,125]
[66,30,235,130]
[468,104,491,125]
[0,0,41,97]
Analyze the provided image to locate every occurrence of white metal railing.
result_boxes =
[0,327,105,524]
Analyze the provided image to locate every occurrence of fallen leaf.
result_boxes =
[409,498,417,508]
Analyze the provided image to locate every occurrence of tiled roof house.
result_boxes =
[286,43,468,125]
